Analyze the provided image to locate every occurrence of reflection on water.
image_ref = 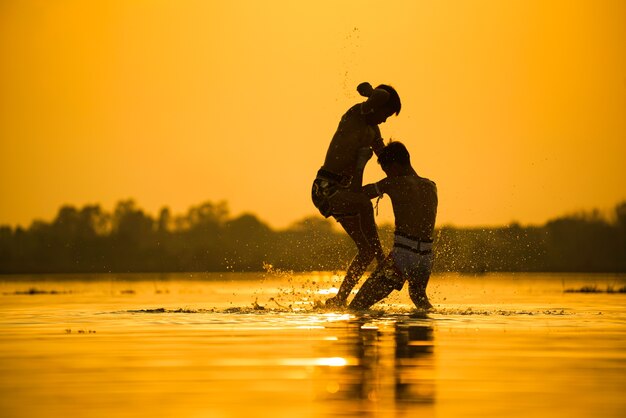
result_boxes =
[0,272,625,418]
[315,316,435,415]
[394,319,434,404]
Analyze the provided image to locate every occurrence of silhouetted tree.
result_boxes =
[0,199,624,274]
[222,213,273,270]
[273,216,368,271]
[157,207,171,233]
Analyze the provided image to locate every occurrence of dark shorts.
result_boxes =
[312,178,372,219]
[311,178,338,218]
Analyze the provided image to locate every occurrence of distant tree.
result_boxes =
[0,226,14,271]
[184,201,229,231]
[109,200,157,271]
[157,207,171,233]
[222,213,273,270]
[613,201,626,271]
[615,201,626,229]
[112,200,153,241]
[271,216,352,271]
[1,199,625,274]
[545,211,617,272]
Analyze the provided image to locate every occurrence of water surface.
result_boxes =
[0,272,625,418]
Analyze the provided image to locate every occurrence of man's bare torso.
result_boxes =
[322,104,384,189]
[377,175,438,240]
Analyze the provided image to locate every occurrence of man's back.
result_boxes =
[322,104,383,189]
[377,174,438,240]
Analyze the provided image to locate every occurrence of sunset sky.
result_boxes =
[1,0,624,229]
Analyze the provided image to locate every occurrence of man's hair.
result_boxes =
[376,84,401,116]
[378,141,411,167]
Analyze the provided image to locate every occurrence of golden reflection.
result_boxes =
[313,317,435,412]
[394,320,435,403]
[316,357,349,367]
[321,313,352,322]
[279,357,355,367]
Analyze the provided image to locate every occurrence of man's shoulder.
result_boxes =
[342,103,364,117]
[341,103,371,125]
[380,175,415,190]
[418,176,437,193]
[420,176,436,186]
[385,175,437,192]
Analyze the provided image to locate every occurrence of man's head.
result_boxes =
[376,84,401,116]
[358,82,401,125]
[378,141,411,174]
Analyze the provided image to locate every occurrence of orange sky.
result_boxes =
[1,0,624,229]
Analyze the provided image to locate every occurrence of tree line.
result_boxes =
[1,199,625,274]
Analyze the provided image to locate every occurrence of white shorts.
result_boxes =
[374,233,433,290]
[385,246,434,290]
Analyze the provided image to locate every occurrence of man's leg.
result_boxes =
[408,279,432,310]
[348,264,397,310]
[323,190,384,308]
[407,258,433,310]
[327,209,384,307]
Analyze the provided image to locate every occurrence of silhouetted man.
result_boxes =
[311,82,401,308]
[349,141,438,310]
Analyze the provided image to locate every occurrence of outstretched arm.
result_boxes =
[362,183,380,200]
[355,146,374,170]
[371,125,385,156]
[363,178,387,200]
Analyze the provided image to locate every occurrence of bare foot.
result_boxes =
[325,296,347,309]
[412,295,433,311]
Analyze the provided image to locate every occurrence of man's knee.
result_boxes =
[337,215,380,252]
[356,246,377,262]
[349,275,395,310]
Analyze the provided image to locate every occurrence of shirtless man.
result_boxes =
[312,82,401,308]
[348,141,438,310]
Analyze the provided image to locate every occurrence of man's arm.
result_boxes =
[363,181,385,200]
[371,125,385,156]
[355,146,374,170]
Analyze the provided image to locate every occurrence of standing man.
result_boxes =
[349,141,438,310]
[311,82,401,308]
